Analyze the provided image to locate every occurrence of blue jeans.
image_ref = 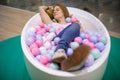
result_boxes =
[55,23,80,53]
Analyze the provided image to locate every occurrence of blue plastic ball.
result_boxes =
[99,36,107,45]
[49,63,59,70]
[70,42,79,50]
[91,48,100,59]
[66,17,71,23]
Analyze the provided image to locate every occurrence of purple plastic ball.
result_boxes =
[90,35,98,44]
[54,37,61,45]
[80,32,85,39]
[95,42,105,52]
[67,48,73,57]
[84,55,94,67]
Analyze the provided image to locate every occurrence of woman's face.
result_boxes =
[53,6,65,20]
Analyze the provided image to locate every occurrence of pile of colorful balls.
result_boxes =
[25,17,107,70]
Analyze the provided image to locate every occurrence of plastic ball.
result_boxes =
[48,50,55,57]
[95,42,105,52]
[45,54,52,62]
[80,32,85,39]
[30,43,38,51]
[39,46,46,52]
[54,37,61,45]
[49,63,59,70]
[95,33,102,38]
[31,47,40,56]
[51,46,56,51]
[90,35,98,44]
[39,54,49,65]
[36,40,43,48]
[71,17,77,23]
[91,48,100,59]
[35,55,41,61]
[84,54,94,67]
[82,39,89,44]
[45,26,51,32]
[66,17,71,23]
[47,32,56,40]
[87,42,95,49]
[70,42,79,50]
[35,25,41,32]
[99,36,107,45]
[44,41,52,49]
[49,27,56,32]
[39,22,44,28]
[26,36,35,46]
[45,63,50,67]
[27,31,36,37]
[85,33,90,40]
[36,30,44,36]
[67,48,73,57]
[74,37,82,44]
[40,49,47,55]
[36,35,43,40]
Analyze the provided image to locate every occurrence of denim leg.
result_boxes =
[55,23,80,52]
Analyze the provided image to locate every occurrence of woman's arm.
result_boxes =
[39,6,53,24]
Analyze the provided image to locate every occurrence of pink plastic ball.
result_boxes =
[41,28,46,33]
[85,34,90,40]
[39,22,44,28]
[35,25,41,32]
[36,40,43,48]
[71,17,77,23]
[87,42,95,49]
[45,26,51,32]
[30,43,38,51]
[82,39,90,45]
[31,47,40,56]
[74,37,82,44]
[36,30,44,36]
[39,54,49,65]
[45,63,50,67]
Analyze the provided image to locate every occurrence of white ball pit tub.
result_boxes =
[21,7,111,80]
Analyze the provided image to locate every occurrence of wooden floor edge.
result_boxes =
[109,31,120,38]
[0,5,36,14]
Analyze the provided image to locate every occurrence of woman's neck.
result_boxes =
[57,17,67,24]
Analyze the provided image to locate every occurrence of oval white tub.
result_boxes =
[21,7,111,80]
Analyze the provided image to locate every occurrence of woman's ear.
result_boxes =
[45,7,54,20]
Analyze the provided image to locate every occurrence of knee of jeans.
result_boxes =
[71,23,80,30]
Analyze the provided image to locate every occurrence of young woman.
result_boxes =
[39,4,90,71]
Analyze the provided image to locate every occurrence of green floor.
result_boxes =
[0,36,120,80]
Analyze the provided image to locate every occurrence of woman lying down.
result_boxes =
[39,4,91,71]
